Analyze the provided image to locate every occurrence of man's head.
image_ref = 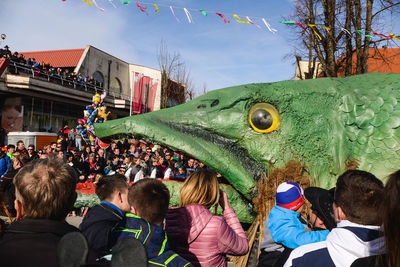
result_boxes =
[95,174,130,213]
[98,148,105,158]
[50,142,57,151]
[334,170,384,225]
[7,144,15,154]
[114,147,120,155]
[27,144,35,154]
[129,179,170,226]
[56,143,62,151]
[16,140,24,151]
[187,158,194,167]
[13,158,77,220]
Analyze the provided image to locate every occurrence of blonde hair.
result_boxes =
[180,170,220,209]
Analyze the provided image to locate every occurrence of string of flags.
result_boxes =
[52,0,400,42]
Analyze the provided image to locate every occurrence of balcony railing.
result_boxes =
[6,60,131,100]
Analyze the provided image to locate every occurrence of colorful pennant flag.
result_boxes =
[246,16,261,29]
[82,0,93,5]
[199,9,207,16]
[216,12,230,23]
[92,0,104,11]
[373,31,392,39]
[170,6,180,22]
[308,24,330,40]
[233,14,251,24]
[262,18,277,33]
[389,33,400,41]
[153,3,159,14]
[183,8,193,23]
[357,30,374,39]
[136,2,147,12]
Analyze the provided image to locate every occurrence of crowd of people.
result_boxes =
[0,131,399,266]
[0,45,103,91]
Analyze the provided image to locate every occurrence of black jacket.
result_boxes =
[0,219,79,267]
[79,203,124,257]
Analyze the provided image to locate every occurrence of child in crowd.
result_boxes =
[259,182,330,267]
[108,179,192,267]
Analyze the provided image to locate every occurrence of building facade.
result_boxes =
[0,45,184,139]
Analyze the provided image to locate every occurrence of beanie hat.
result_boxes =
[276,182,305,211]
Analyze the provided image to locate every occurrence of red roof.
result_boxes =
[338,48,400,76]
[21,48,85,68]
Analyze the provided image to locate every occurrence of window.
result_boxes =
[92,71,104,87]
[110,77,122,97]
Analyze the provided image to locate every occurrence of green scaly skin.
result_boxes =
[92,73,400,222]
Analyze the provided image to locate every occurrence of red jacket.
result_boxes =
[165,204,249,267]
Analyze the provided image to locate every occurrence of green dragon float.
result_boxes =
[76,73,400,223]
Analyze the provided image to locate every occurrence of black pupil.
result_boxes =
[251,109,273,130]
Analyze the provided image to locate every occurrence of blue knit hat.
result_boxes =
[276,182,305,210]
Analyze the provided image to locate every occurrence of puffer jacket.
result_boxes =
[165,204,249,267]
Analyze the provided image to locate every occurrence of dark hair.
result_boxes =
[16,140,24,146]
[382,170,400,267]
[95,174,128,201]
[129,179,170,225]
[13,158,77,220]
[335,170,384,225]
[7,144,15,150]
[28,144,35,149]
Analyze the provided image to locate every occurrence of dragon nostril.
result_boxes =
[211,100,219,107]
[197,104,207,109]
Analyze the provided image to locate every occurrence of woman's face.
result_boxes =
[85,147,90,153]
[89,155,95,162]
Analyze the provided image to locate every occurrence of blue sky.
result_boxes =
[0,0,399,95]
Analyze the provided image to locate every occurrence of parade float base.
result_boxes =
[75,179,256,223]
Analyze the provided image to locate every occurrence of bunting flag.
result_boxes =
[373,31,392,39]
[153,3,159,14]
[92,0,104,11]
[262,18,277,33]
[82,0,93,6]
[216,12,229,23]
[170,6,180,22]
[233,14,251,24]
[278,20,296,24]
[183,8,193,23]
[295,22,309,35]
[108,0,117,8]
[357,30,374,39]
[57,0,400,41]
[341,27,352,36]
[199,9,207,16]
[136,1,147,12]
[246,16,261,29]
[390,33,400,41]
[308,24,330,40]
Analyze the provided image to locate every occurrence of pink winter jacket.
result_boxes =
[165,204,249,267]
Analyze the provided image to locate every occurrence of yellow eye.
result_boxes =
[248,103,280,133]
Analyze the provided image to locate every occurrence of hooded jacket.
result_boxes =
[109,213,192,267]
[283,220,385,267]
[79,202,124,256]
[165,204,249,267]
[262,206,329,250]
